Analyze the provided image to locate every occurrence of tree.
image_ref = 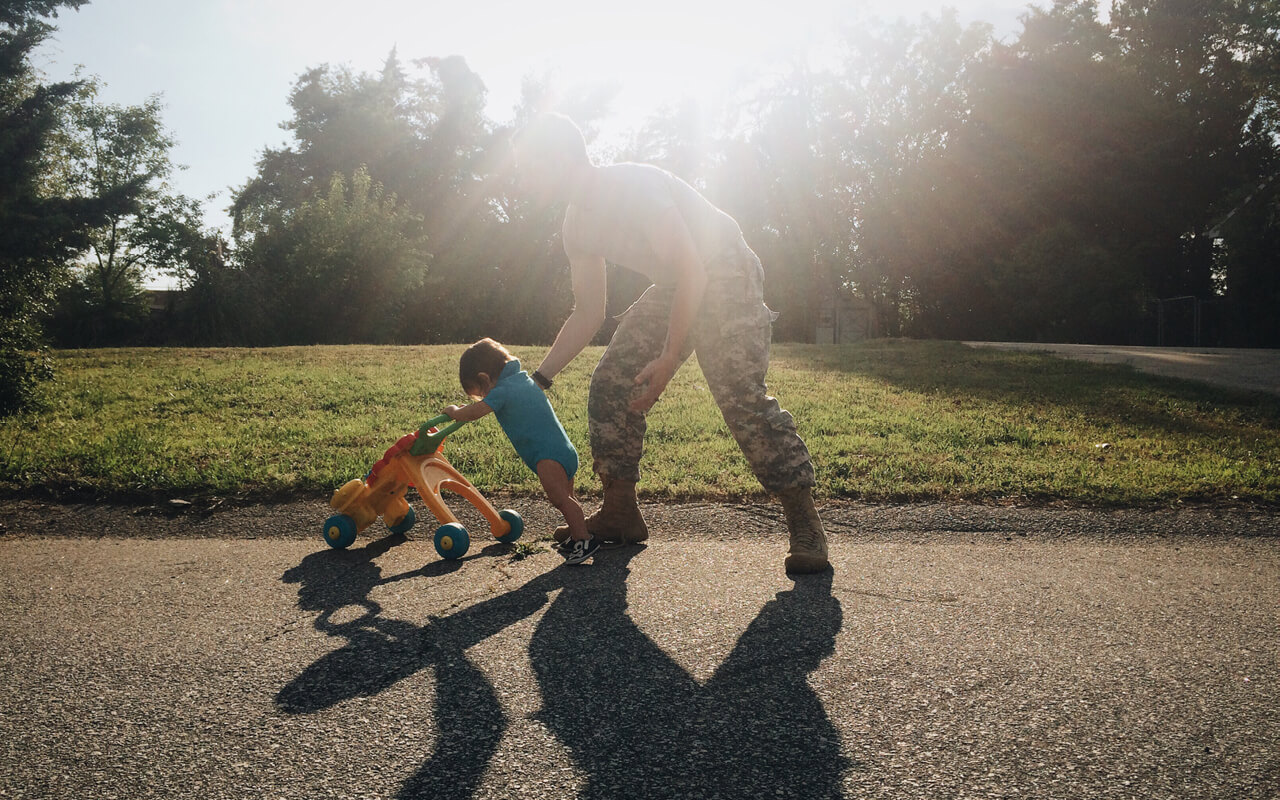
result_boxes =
[128,192,233,344]
[43,84,207,345]
[239,167,428,344]
[1108,0,1280,344]
[233,52,418,234]
[1213,150,1280,345]
[0,0,112,414]
[233,52,497,344]
[903,5,1174,341]
[827,11,993,336]
[841,0,1279,343]
[626,98,717,184]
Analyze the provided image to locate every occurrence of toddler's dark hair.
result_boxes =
[459,338,513,398]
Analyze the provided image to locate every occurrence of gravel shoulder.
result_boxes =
[2,494,1278,544]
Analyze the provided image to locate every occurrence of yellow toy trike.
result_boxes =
[322,414,522,560]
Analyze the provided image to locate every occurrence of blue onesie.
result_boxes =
[481,359,579,478]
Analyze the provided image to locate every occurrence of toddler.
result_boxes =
[442,338,598,564]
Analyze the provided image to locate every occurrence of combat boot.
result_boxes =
[779,486,830,573]
[555,476,649,544]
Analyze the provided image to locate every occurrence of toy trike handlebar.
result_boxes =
[410,413,466,456]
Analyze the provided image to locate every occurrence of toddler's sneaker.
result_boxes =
[561,535,600,565]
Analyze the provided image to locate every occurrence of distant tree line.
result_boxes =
[3,0,1278,416]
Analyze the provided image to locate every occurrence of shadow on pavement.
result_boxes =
[281,532,407,635]
[278,545,851,799]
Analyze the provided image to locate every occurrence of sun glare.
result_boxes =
[269,0,1016,131]
[527,39,742,122]
[512,1,845,121]
[390,0,854,127]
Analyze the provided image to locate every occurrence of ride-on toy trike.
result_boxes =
[322,414,522,560]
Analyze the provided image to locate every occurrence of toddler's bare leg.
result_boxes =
[537,460,588,541]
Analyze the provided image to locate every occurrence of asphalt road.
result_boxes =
[0,499,1277,799]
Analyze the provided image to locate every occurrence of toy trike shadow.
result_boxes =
[279,533,525,706]
[279,543,852,799]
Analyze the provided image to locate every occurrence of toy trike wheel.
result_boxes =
[434,523,470,560]
[495,509,523,543]
[387,506,417,535]
[322,514,358,549]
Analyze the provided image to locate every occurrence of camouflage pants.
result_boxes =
[588,244,816,493]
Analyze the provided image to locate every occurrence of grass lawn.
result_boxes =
[1,339,1278,505]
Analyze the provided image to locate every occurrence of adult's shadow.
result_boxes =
[398,551,849,800]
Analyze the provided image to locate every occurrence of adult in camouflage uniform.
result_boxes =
[514,113,829,573]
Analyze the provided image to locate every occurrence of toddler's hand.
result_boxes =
[442,404,464,419]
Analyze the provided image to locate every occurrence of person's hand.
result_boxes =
[442,404,465,419]
[630,354,679,413]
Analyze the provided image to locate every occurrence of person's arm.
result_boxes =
[443,401,493,422]
[535,252,608,381]
[629,206,708,412]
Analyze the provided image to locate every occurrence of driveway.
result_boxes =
[964,342,1280,396]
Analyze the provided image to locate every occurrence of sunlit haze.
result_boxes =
[34,0,1031,236]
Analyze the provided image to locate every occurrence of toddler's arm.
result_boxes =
[442,401,493,422]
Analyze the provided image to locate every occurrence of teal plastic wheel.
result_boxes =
[495,509,523,543]
[433,523,470,560]
[322,514,358,549]
[387,506,417,535]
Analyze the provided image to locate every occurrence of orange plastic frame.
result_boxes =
[328,430,511,541]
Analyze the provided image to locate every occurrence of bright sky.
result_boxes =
[34,0,1031,235]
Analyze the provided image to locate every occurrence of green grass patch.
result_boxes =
[1,340,1277,505]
